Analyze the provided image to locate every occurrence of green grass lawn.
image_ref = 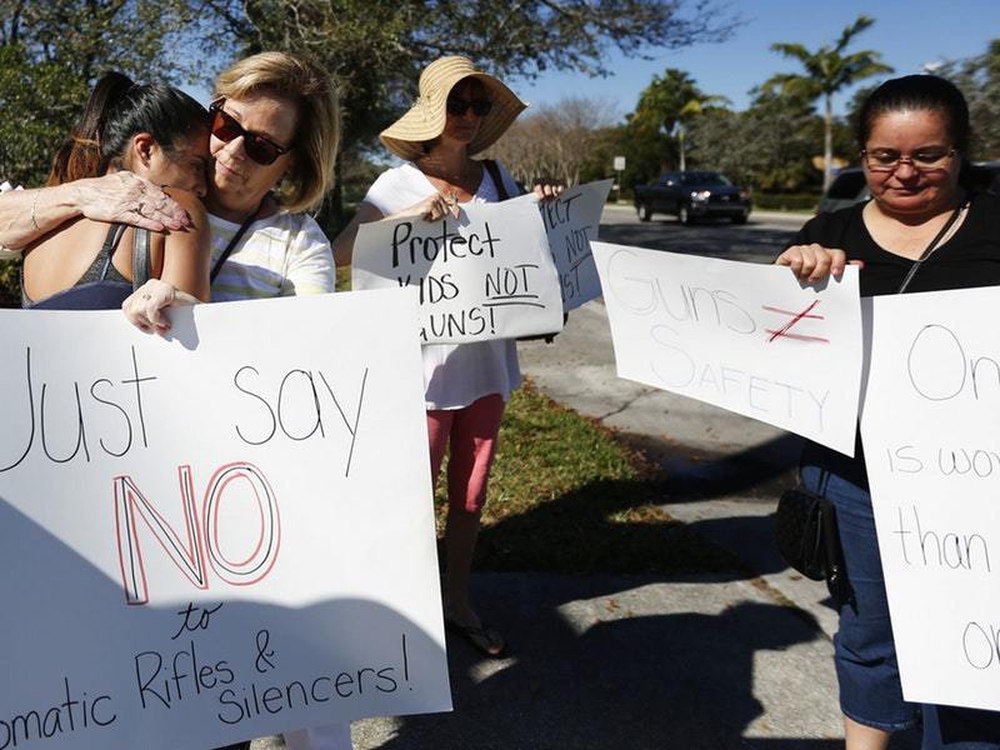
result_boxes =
[437,381,740,575]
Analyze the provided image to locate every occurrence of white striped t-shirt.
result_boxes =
[209,211,334,301]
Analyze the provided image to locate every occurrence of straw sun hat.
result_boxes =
[380,56,528,162]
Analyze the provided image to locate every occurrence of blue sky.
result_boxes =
[513,0,1000,121]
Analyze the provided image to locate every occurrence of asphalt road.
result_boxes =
[597,204,809,264]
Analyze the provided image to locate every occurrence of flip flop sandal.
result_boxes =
[445,618,506,658]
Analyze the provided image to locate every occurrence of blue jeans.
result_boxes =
[802,467,1000,746]
[801,466,919,732]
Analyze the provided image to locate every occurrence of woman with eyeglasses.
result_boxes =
[332,56,561,660]
[777,75,1000,750]
[0,51,339,331]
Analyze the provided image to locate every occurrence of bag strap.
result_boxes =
[482,159,510,201]
[131,228,151,291]
[211,205,262,283]
[896,200,968,294]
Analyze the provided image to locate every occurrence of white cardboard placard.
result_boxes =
[507,179,612,311]
[593,241,862,454]
[353,200,563,344]
[0,290,452,750]
[861,287,1000,711]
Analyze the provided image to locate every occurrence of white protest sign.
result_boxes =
[352,200,563,344]
[507,179,612,311]
[0,290,451,750]
[861,288,1000,711]
[593,241,862,454]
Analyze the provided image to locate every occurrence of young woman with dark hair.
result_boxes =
[21,71,211,310]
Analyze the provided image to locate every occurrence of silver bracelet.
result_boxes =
[29,190,41,231]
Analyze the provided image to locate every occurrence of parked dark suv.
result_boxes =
[634,171,751,224]
[818,161,1000,213]
[817,167,868,213]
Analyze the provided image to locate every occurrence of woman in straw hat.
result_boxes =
[334,55,561,658]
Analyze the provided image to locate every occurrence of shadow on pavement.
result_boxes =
[376,582,838,750]
[623,431,805,503]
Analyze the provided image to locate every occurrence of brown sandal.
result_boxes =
[445,618,506,658]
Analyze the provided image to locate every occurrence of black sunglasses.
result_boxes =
[446,98,493,117]
[209,100,291,166]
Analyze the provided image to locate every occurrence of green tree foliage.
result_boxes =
[0,0,198,187]
[620,68,728,186]
[0,0,198,307]
[629,68,703,138]
[938,39,1000,159]
[763,14,892,191]
[199,0,738,227]
[687,89,824,191]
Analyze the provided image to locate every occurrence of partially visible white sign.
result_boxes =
[353,201,563,344]
[862,288,1000,711]
[508,180,612,311]
[593,241,863,454]
[613,156,626,171]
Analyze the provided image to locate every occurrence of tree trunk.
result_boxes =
[678,124,687,172]
[823,93,833,192]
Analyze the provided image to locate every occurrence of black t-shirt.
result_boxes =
[791,191,1000,486]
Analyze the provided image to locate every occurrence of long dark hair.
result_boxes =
[48,72,207,185]
[856,74,992,192]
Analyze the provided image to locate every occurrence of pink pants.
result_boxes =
[427,393,506,514]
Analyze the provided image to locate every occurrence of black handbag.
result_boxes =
[774,472,851,603]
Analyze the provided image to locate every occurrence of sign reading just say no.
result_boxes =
[0,291,451,750]
[353,199,564,344]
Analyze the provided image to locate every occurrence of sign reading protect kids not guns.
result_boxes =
[352,199,564,344]
[592,241,863,455]
[861,288,1000,712]
[0,291,451,750]
[507,179,613,312]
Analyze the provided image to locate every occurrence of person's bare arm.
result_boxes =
[332,201,385,267]
[0,172,191,251]
[121,189,209,335]
[157,189,211,302]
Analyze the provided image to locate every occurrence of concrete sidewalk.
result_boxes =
[336,300,921,749]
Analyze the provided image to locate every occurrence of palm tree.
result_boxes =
[630,68,729,172]
[765,15,892,191]
[675,94,730,171]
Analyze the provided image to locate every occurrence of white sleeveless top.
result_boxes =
[363,161,522,410]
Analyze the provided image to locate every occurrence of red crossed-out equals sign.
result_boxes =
[762,300,829,343]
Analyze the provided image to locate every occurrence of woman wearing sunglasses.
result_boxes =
[0,51,348,750]
[0,51,339,331]
[332,56,561,660]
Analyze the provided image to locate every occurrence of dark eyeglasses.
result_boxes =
[446,98,492,117]
[209,100,291,165]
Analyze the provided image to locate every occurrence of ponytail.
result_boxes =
[47,71,207,185]
[47,72,134,185]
